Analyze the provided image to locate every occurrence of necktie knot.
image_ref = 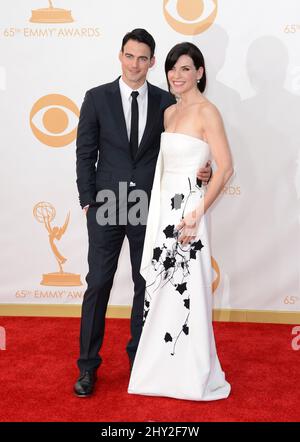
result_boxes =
[131,91,139,100]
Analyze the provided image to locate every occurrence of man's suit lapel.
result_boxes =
[106,79,162,161]
[106,78,129,147]
[135,82,161,162]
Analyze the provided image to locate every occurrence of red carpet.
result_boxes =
[0,317,299,422]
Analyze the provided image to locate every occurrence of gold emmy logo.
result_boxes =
[30,0,74,23]
[163,0,218,35]
[211,256,220,293]
[30,94,79,147]
[33,202,82,286]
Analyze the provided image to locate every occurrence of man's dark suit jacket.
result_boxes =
[76,78,176,208]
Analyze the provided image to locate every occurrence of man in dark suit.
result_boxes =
[74,29,211,397]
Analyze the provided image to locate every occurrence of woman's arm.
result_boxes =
[177,104,234,244]
[200,104,233,212]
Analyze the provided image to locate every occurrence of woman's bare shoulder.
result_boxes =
[164,103,177,116]
[196,98,219,115]
[164,103,177,125]
[197,99,223,125]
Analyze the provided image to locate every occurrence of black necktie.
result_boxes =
[130,91,139,159]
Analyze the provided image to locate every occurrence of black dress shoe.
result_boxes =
[74,369,97,397]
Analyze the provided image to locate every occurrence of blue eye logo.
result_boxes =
[30,94,79,148]
[163,0,218,35]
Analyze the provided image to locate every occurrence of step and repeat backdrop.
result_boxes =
[0,0,299,313]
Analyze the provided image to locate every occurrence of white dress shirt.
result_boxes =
[119,77,148,146]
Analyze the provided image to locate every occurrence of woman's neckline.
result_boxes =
[163,132,208,145]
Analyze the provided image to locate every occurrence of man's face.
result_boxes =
[119,39,155,87]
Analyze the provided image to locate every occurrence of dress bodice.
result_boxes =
[160,132,210,175]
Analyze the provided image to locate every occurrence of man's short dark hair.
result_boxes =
[121,28,156,58]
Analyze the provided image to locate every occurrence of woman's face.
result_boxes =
[167,54,203,95]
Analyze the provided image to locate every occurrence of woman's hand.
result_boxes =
[176,209,202,245]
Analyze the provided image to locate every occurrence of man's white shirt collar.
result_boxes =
[119,77,148,100]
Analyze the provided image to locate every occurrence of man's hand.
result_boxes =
[197,160,212,185]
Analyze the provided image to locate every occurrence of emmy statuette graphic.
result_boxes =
[34,202,82,286]
[30,0,74,24]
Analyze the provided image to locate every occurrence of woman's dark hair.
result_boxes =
[121,29,156,59]
[165,42,206,93]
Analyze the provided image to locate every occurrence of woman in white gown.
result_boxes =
[128,42,233,401]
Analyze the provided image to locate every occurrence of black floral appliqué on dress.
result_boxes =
[143,178,204,356]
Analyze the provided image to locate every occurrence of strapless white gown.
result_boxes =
[128,132,231,401]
